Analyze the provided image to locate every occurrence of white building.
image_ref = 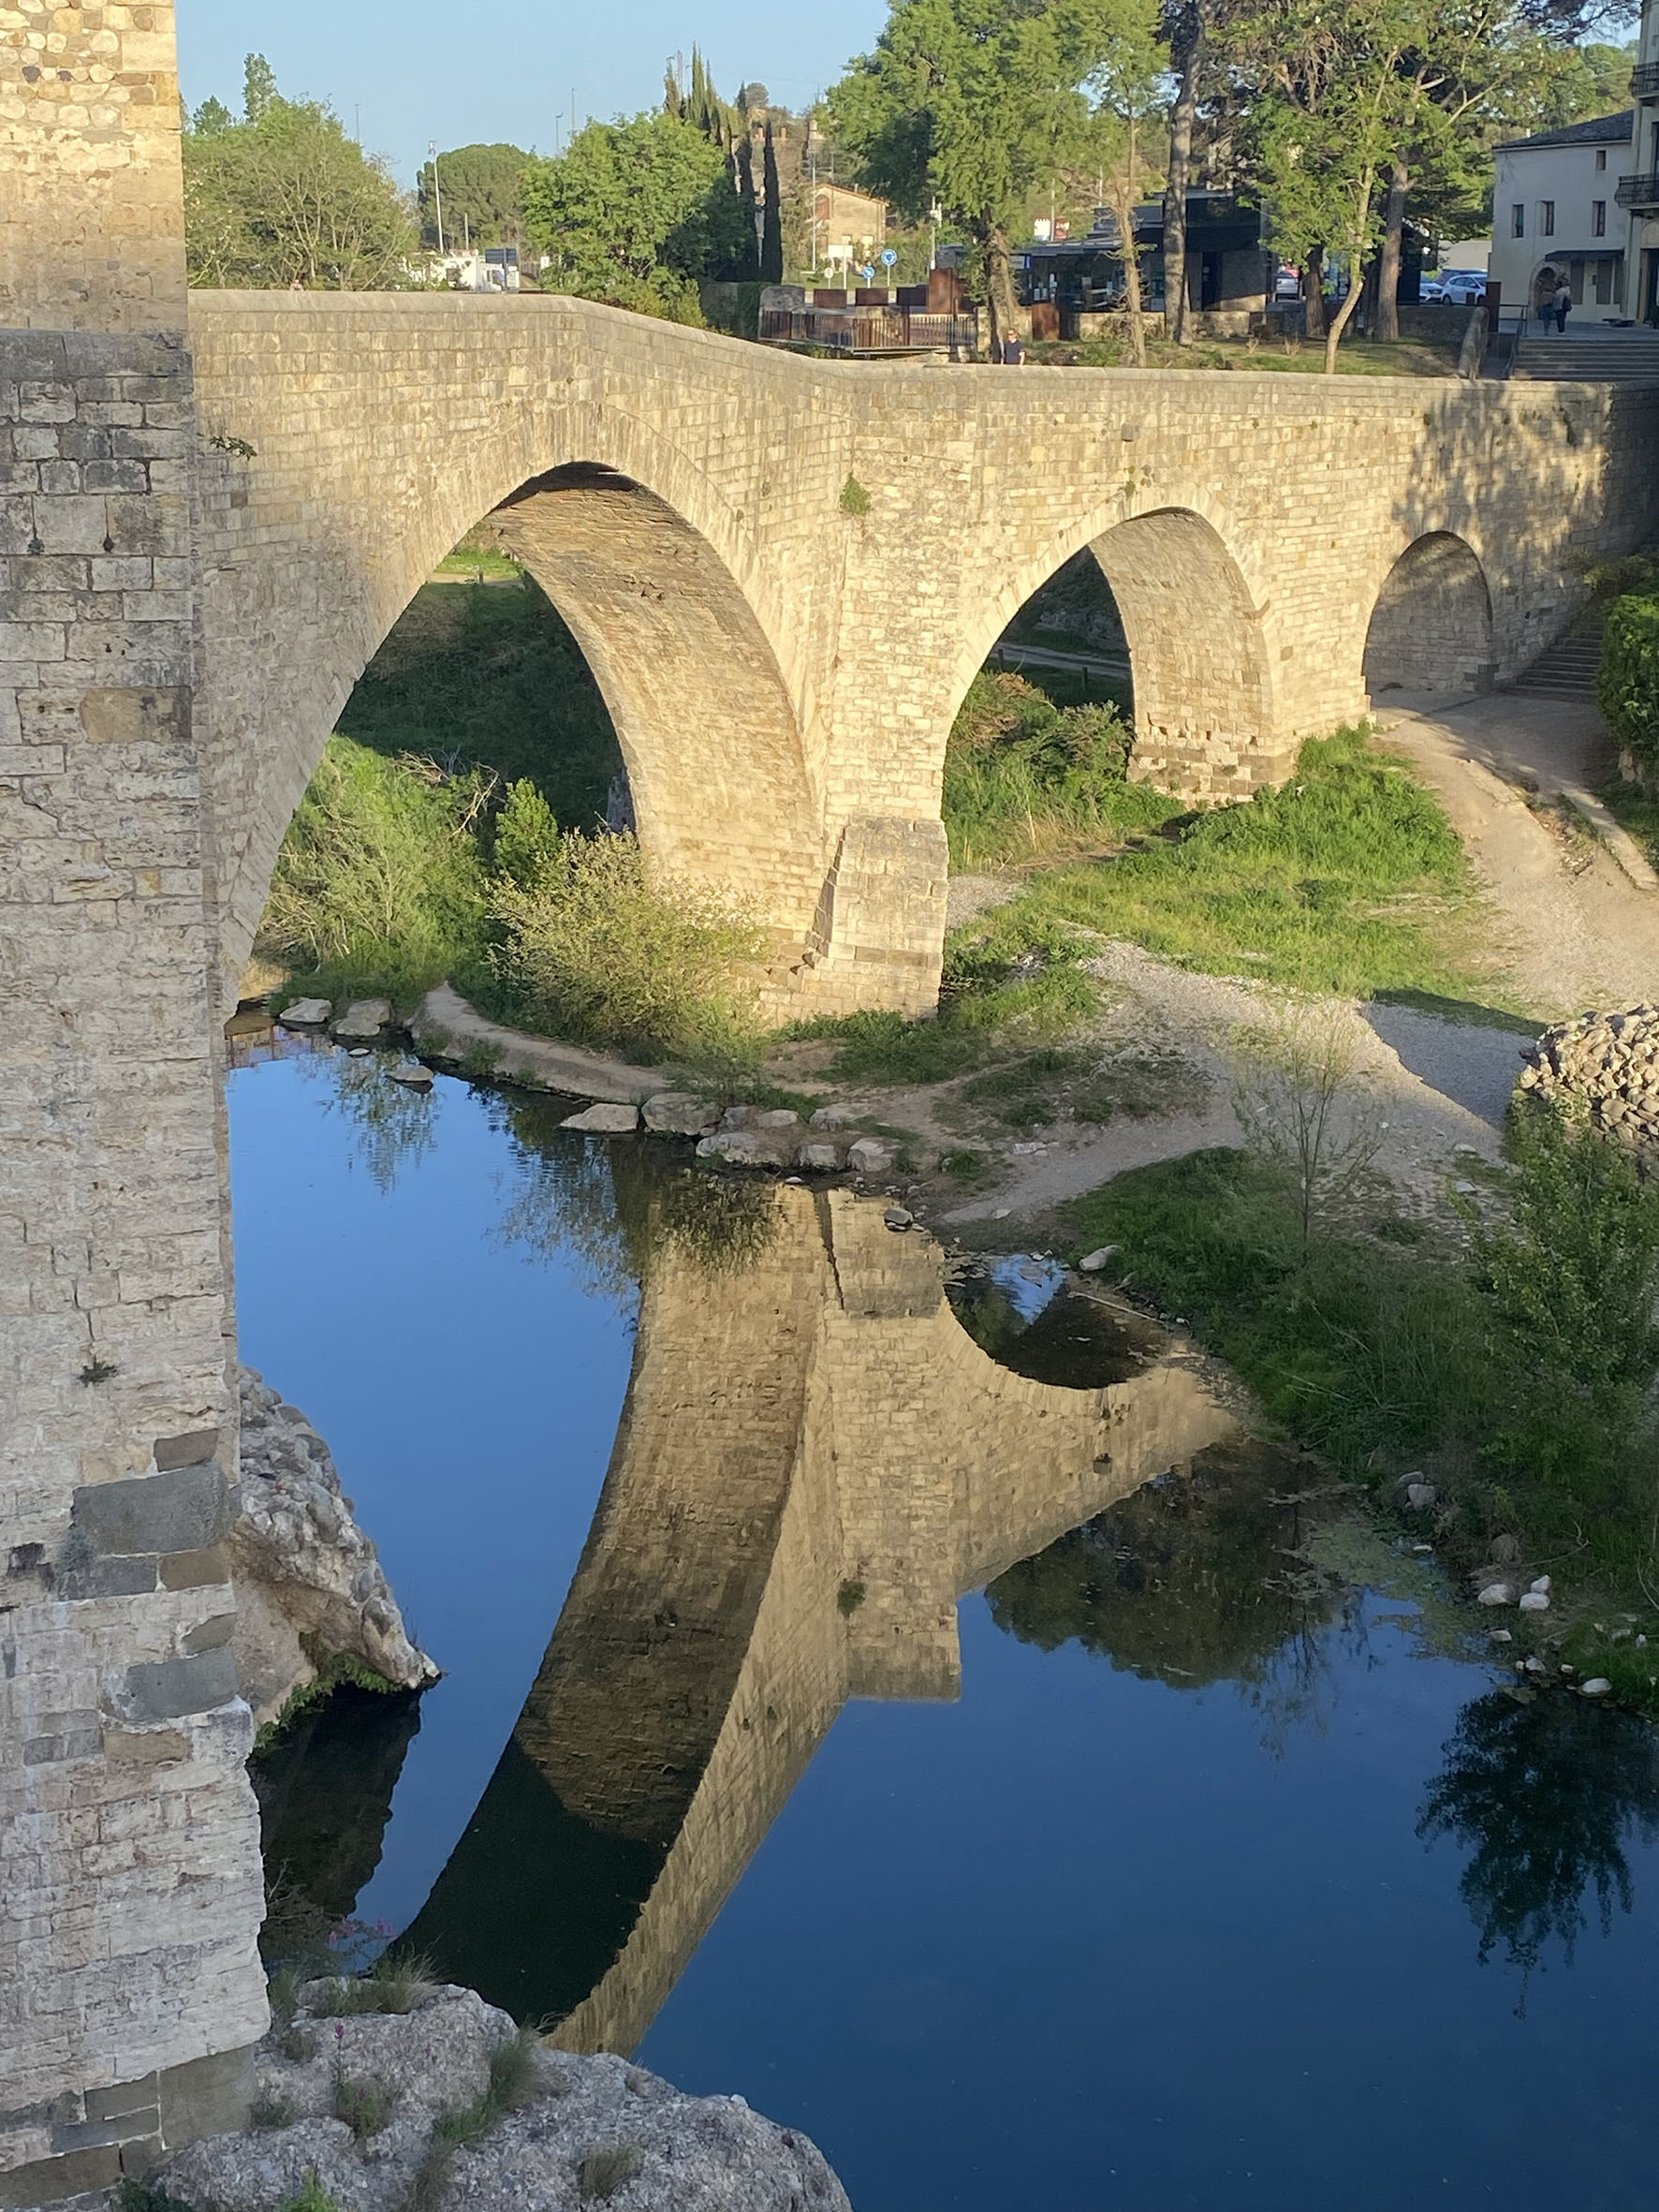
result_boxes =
[1489,111,1633,325]
[1628,1,1659,320]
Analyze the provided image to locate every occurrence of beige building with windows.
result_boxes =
[1490,111,1634,323]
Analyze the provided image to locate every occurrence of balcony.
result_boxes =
[1616,172,1659,210]
[1631,62,1659,97]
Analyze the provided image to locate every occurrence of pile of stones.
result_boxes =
[162,1981,850,2212]
[561,1096,898,1178]
[232,1367,439,1727]
[276,996,432,1086]
[1515,1006,1659,1160]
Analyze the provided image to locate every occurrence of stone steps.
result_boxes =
[1512,335,1659,383]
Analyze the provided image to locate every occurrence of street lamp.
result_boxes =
[428,140,446,257]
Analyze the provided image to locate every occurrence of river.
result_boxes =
[228,1028,1659,2212]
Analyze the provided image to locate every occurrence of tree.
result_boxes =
[830,0,1138,356]
[521,111,754,320]
[1161,1,1204,343]
[1085,10,1167,365]
[761,119,785,281]
[417,144,532,253]
[183,57,416,289]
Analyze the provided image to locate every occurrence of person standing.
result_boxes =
[1003,332,1025,365]
[1553,280,1572,333]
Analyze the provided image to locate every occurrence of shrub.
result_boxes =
[491,777,561,891]
[259,735,487,1002]
[492,830,764,1062]
[579,2144,643,2201]
[942,671,1167,867]
[332,2069,396,2140]
[1598,589,1659,777]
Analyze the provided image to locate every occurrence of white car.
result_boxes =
[1423,273,1486,306]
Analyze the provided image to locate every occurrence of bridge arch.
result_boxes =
[952,494,1284,802]
[1362,531,1495,699]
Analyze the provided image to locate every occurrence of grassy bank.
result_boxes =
[1057,1113,1659,1713]
[1029,331,1463,377]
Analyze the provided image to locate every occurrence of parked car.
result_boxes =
[1422,273,1486,306]
[1274,264,1302,300]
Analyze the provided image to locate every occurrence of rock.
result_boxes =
[884,1206,914,1231]
[1453,1179,1476,1195]
[721,1103,754,1129]
[845,1137,894,1176]
[387,1059,433,1088]
[561,1102,639,1133]
[1523,1655,1548,1674]
[1519,1589,1550,1612]
[643,1092,719,1137]
[697,1129,792,1169]
[1529,1574,1551,1595]
[161,1982,851,2212]
[1489,1533,1522,1565]
[810,1104,860,1130]
[233,1368,438,1727]
[1406,1482,1438,1511]
[1489,1629,1513,1643]
[1079,1247,1118,1273]
[1517,1007,1659,1166]
[278,997,331,1027]
[797,1142,842,1172]
[755,1108,801,1132]
[333,997,393,1040]
[1580,1677,1613,1696]
[1477,1582,1517,1606]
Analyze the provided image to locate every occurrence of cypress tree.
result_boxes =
[761,119,784,282]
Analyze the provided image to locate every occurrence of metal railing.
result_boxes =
[759,307,980,354]
[1616,172,1659,208]
[1630,62,1659,97]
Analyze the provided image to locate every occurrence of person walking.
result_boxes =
[1002,332,1025,365]
[1553,280,1572,333]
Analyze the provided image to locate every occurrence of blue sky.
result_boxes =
[175,2,888,185]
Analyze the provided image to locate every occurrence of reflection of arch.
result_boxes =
[404,1186,1237,2045]
[950,496,1283,800]
[1363,532,1494,697]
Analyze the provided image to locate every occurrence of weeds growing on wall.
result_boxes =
[956,724,1498,1002]
[1060,1099,1659,1709]
[943,671,1169,868]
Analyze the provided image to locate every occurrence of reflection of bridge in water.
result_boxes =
[404,1187,1237,2048]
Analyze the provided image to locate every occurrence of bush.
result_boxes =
[942,671,1168,867]
[1597,589,1659,776]
[492,830,764,1062]
[491,777,561,890]
[259,736,487,1004]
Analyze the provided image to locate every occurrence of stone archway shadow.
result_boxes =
[1363,532,1496,700]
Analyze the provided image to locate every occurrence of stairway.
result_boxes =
[1508,617,1603,702]
[1511,330,1659,383]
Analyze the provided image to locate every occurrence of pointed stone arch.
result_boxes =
[1363,532,1495,699]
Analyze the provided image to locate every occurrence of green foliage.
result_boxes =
[522,110,756,318]
[1597,589,1659,776]
[492,779,561,891]
[307,1950,434,2018]
[408,2028,546,2212]
[337,576,622,831]
[418,143,532,252]
[839,474,872,517]
[491,832,765,1063]
[943,669,1168,866]
[251,2087,296,2130]
[258,735,488,1007]
[579,2145,644,2202]
[118,2181,195,2212]
[184,55,414,288]
[332,2070,396,2140]
[278,2177,342,2212]
[837,1578,868,1615]
[956,725,1495,1002]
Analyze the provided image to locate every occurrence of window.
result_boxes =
[1540,200,1555,236]
[1593,199,1608,236]
[1596,148,1608,171]
[1512,202,1525,237]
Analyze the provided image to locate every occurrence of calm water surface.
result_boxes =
[229,1038,1659,2212]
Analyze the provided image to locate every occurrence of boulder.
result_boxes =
[387,1059,433,1088]
[561,1102,639,1134]
[333,997,393,1040]
[810,1104,860,1130]
[643,1092,720,1137]
[721,1104,755,1129]
[697,1129,793,1169]
[884,1206,914,1231]
[1580,1677,1613,1697]
[161,1983,850,2212]
[1079,1247,1117,1273]
[1529,1574,1551,1595]
[845,1137,894,1177]
[1405,1482,1437,1512]
[755,1108,802,1132]
[278,997,331,1028]
[233,1368,438,1728]
[797,1142,842,1172]
[1476,1582,1517,1606]
[1519,1589,1550,1612]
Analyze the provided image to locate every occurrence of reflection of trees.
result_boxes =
[949,1275,1149,1387]
[1417,1689,1659,1970]
[308,1050,442,1194]
[487,1089,782,1304]
[986,1441,1340,1691]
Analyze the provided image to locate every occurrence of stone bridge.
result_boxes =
[401,1186,1238,2051]
[4,3,1659,2199]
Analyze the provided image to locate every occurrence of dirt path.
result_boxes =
[1374,693,1659,1016]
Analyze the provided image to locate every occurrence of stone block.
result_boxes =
[72,1462,231,1557]
[0,2144,121,2206]
[119,1645,240,1723]
[58,1554,158,1600]
[642,1092,719,1136]
[154,1425,219,1471]
[156,2045,257,2146]
[85,2075,159,2124]
[561,1102,639,1133]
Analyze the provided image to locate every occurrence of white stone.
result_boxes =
[1406,1482,1437,1511]
[332,996,392,1040]
[1519,1589,1550,1612]
[811,1104,860,1129]
[1476,1582,1516,1606]
[643,1092,719,1136]
[1580,1677,1613,1696]
[755,1108,801,1131]
[1529,1574,1551,1594]
[1079,1247,1117,1272]
[278,996,331,1027]
[387,1059,433,1087]
[797,1142,841,1172]
[1489,1629,1513,1643]
[561,1102,639,1132]
[846,1137,894,1175]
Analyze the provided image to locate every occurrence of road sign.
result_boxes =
[880,248,898,269]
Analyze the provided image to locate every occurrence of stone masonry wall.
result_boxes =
[0,328,266,2205]
[0,3,187,334]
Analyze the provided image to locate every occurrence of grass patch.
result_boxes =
[280,2180,342,2212]
[308,1951,435,2018]
[1598,774,1659,870]
[251,2087,296,2130]
[943,670,1171,869]
[1060,1102,1659,1712]
[955,725,1502,1003]
[332,2070,396,2141]
[579,2144,644,2201]
[406,2027,544,2212]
